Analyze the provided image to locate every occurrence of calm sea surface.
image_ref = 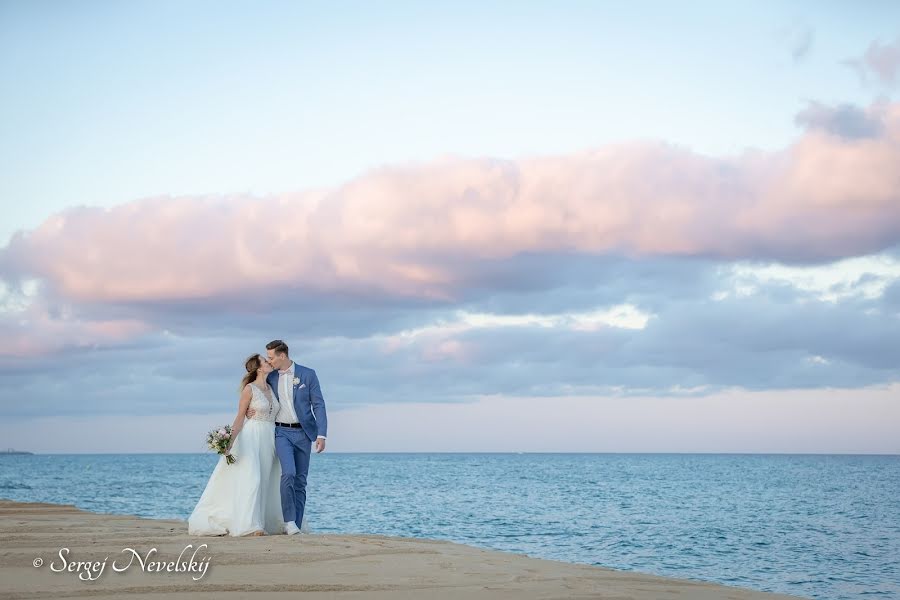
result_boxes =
[1,453,898,599]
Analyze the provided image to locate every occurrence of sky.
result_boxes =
[1,0,899,453]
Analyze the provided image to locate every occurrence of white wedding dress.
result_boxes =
[188,382,309,536]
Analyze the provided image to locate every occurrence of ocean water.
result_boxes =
[1,453,898,599]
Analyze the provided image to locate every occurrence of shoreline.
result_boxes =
[5,451,898,455]
[0,499,805,599]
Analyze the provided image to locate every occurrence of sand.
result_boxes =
[0,499,804,599]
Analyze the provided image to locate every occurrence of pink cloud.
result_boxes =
[2,101,900,306]
[0,302,151,357]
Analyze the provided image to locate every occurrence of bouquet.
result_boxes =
[206,425,236,464]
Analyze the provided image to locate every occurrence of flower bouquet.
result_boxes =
[206,425,236,464]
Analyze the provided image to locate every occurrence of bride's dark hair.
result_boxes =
[240,354,263,391]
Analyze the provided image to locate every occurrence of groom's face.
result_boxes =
[267,349,287,370]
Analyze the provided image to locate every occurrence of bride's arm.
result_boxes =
[226,385,253,453]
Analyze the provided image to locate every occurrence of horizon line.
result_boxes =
[5,451,899,456]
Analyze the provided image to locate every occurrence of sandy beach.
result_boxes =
[0,499,806,600]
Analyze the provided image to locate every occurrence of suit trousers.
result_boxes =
[274,425,311,525]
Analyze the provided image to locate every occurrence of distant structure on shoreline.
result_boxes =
[1,449,33,455]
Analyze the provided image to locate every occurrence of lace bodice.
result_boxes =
[247,383,280,422]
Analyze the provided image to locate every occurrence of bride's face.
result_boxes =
[258,359,274,376]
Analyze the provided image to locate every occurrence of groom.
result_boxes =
[252,339,328,535]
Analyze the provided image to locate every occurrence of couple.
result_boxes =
[188,340,328,537]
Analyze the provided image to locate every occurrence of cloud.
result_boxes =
[1,103,899,429]
[884,278,900,311]
[1,251,897,420]
[792,27,814,62]
[794,101,884,140]
[773,20,814,63]
[845,36,900,88]
[0,287,152,358]
[723,253,900,303]
[3,100,900,318]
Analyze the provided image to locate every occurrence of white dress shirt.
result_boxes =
[274,361,326,440]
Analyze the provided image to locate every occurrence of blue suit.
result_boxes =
[267,362,328,526]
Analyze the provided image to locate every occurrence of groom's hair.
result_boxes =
[266,339,289,357]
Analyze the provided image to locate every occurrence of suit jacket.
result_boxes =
[267,362,328,443]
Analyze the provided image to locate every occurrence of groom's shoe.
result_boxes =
[284,521,301,535]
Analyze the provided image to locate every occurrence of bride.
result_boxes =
[188,353,308,536]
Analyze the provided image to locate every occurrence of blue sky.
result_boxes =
[2,0,895,243]
[1,1,899,453]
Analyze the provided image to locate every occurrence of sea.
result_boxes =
[1,452,898,599]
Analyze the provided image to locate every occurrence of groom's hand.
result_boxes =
[315,438,326,453]
[246,407,256,418]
